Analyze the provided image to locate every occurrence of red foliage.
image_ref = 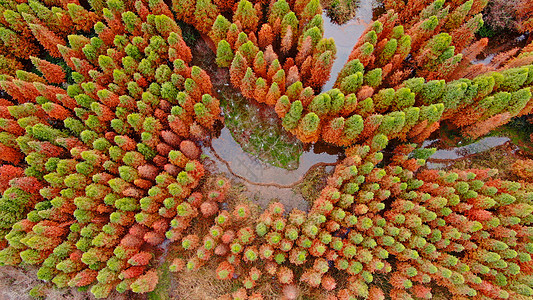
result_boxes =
[200,201,219,217]
[9,176,44,195]
[462,113,512,139]
[0,81,26,103]
[180,140,201,159]
[161,130,181,147]
[411,121,440,144]
[129,252,152,266]
[275,266,293,285]
[221,230,235,244]
[258,24,274,49]
[230,53,248,88]
[368,286,385,300]
[143,231,165,245]
[389,272,410,289]
[214,244,229,256]
[262,46,276,70]
[121,234,144,249]
[30,57,66,84]
[286,66,300,87]
[254,79,268,103]
[0,144,23,164]
[241,68,257,99]
[191,68,212,94]
[121,266,145,279]
[28,23,66,58]
[265,82,281,106]
[321,275,336,291]
[0,165,24,193]
[216,261,235,280]
[465,209,493,221]
[512,159,533,180]
[322,118,344,145]
[44,103,72,120]
[138,164,159,181]
[281,26,294,54]
[170,258,186,272]
[70,269,98,287]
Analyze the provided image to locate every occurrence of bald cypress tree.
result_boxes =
[233,0,259,33]
[309,50,335,89]
[230,52,248,88]
[216,40,234,68]
[194,0,219,33]
[241,67,257,99]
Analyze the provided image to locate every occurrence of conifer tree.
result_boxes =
[230,52,248,88]
[266,82,281,106]
[309,50,335,89]
[241,67,257,99]
[210,15,231,46]
[258,24,274,49]
[254,77,268,103]
[233,0,259,33]
[0,27,39,59]
[299,0,321,30]
[30,57,66,84]
[194,0,219,34]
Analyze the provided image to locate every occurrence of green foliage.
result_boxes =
[340,72,363,94]
[216,40,233,68]
[282,100,303,130]
[0,1,532,299]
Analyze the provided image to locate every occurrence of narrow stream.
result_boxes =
[322,0,378,91]
[424,136,512,169]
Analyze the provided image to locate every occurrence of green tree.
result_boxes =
[194,0,218,33]
[234,0,259,32]
[282,100,303,130]
[216,40,234,68]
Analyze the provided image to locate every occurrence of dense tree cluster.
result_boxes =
[0,0,218,297]
[220,0,533,145]
[185,144,533,299]
[0,0,531,299]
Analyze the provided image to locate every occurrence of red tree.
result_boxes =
[28,23,66,58]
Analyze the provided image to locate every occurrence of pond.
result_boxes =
[188,0,530,212]
[188,7,390,210]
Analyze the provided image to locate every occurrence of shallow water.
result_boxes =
[424,136,512,169]
[202,137,335,211]
[191,25,344,211]
[473,53,496,65]
[322,0,378,91]
[216,84,305,170]
[210,127,340,185]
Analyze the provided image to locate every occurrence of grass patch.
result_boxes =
[148,261,172,300]
[293,166,331,203]
[219,87,304,170]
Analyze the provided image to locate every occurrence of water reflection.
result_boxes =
[217,85,305,170]
[424,136,512,169]
[322,0,377,91]
[209,127,340,185]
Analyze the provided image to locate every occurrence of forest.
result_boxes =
[0,0,532,299]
